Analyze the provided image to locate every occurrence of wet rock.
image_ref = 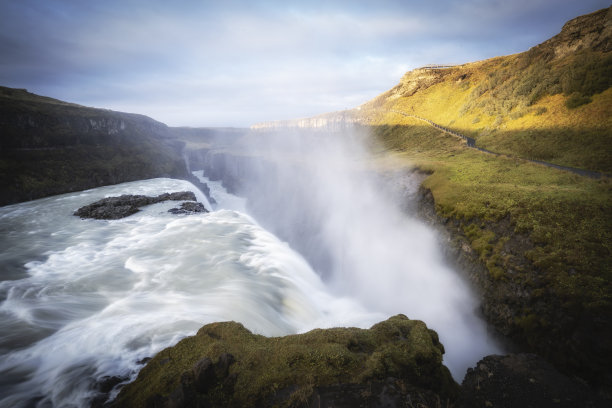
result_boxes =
[167,202,207,214]
[137,357,152,365]
[458,354,609,408]
[91,374,130,408]
[157,191,197,201]
[182,173,216,205]
[74,191,197,219]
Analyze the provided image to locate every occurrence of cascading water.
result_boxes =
[0,178,381,407]
[1,126,502,407]
[199,126,503,378]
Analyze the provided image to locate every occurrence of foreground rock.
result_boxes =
[113,315,459,407]
[74,191,205,219]
[458,354,609,408]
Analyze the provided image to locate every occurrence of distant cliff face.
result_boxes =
[0,87,187,206]
[250,109,362,131]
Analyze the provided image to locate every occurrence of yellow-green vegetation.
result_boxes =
[115,315,458,407]
[359,56,611,385]
[360,15,612,174]
[354,8,612,384]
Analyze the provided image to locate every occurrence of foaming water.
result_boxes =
[214,128,503,378]
[0,178,380,407]
[193,170,247,213]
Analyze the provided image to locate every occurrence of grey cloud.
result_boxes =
[0,0,609,126]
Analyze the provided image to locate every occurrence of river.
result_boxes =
[0,149,501,406]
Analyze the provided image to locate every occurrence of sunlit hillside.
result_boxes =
[355,6,612,385]
[362,6,611,174]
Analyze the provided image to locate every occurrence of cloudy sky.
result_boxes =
[0,0,608,127]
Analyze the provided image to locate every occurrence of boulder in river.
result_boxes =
[168,201,207,214]
[74,191,199,219]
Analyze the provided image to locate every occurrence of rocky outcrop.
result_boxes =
[390,68,454,100]
[458,354,609,408]
[74,191,204,219]
[113,315,459,407]
[529,6,611,60]
[167,201,207,215]
[415,182,612,393]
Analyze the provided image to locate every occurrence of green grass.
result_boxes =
[360,47,612,175]
[366,115,611,383]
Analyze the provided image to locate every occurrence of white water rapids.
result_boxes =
[0,166,501,407]
[0,178,382,407]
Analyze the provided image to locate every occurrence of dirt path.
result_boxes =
[388,110,607,179]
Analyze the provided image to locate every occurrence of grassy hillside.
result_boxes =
[361,7,611,174]
[357,7,612,387]
[0,86,187,205]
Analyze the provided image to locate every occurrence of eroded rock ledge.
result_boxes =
[74,191,207,220]
[113,315,459,407]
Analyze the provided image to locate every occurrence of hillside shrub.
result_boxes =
[565,92,592,109]
[460,50,610,118]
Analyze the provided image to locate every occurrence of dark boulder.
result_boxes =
[74,191,198,219]
[168,202,207,214]
[458,354,609,408]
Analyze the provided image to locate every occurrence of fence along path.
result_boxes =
[387,110,606,179]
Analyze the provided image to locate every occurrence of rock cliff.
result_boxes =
[0,86,187,206]
[251,109,362,131]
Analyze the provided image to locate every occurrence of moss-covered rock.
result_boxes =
[114,315,459,407]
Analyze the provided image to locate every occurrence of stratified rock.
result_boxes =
[74,191,198,219]
[0,86,189,206]
[168,201,207,214]
[113,315,459,407]
[458,354,608,408]
[158,191,197,201]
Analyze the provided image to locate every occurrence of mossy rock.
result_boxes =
[114,314,459,407]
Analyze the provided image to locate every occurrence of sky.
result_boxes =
[0,0,609,127]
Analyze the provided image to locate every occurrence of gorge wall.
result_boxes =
[0,86,187,206]
[250,109,362,131]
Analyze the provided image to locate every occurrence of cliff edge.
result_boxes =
[0,86,187,206]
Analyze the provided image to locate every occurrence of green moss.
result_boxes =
[366,115,611,383]
[115,315,458,407]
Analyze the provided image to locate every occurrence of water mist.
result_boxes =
[211,124,502,378]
